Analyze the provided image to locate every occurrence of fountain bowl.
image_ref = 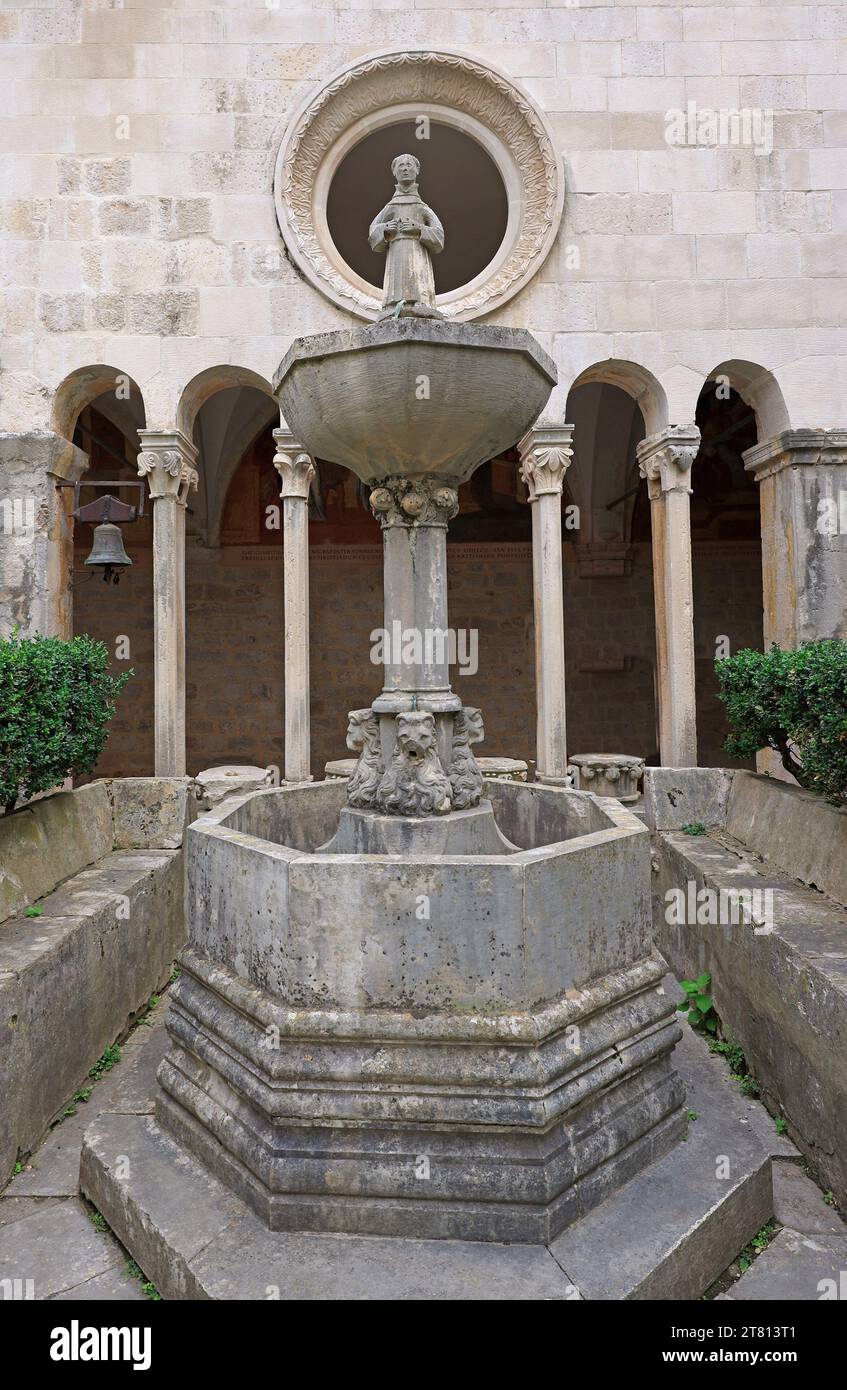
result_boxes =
[272,319,557,486]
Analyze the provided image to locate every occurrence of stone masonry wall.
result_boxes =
[0,2,845,436]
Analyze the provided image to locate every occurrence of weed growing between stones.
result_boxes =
[678,972,718,1034]
[738,1223,778,1275]
[126,1259,162,1301]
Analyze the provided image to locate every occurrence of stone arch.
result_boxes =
[178,367,278,545]
[176,365,276,441]
[561,361,666,765]
[52,364,146,445]
[704,360,790,442]
[564,360,667,551]
[565,359,669,438]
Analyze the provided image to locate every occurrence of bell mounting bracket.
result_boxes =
[58,479,146,524]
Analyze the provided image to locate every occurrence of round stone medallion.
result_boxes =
[274,48,564,322]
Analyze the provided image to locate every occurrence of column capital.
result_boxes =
[137,429,198,504]
[369,475,458,530]
[637,424,700,500]
[743,428,847,482]
[518,423,574,501]
[272,427,315,500]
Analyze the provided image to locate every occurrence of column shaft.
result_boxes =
[282,494,310,782]
[152,495,186,777]
[637,425,700,768]
[519,426,573,784]
[273,430,315,784]
[137,430,198,778]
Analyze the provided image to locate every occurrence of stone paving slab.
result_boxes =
[51,1265,147,1302]
[5,1109,92,1198]
[0,1197,123,1300]
[0,1196,46,1229]
[94,1019,170,1115]
[719,1229,847,1301]
[0,1002,171,1301]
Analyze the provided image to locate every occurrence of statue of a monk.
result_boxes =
[368,153,444,320]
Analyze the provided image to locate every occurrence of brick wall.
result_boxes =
[74,537,762,779]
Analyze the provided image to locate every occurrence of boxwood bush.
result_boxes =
[0,631,131,814]
[716,640,847,805]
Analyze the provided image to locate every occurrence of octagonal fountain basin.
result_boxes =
[182,778,653,1013]
[156,778,685,1243]
[272,319,557,486]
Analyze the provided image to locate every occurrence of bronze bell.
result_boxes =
[85,521,133,584]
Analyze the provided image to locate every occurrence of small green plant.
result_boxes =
[775,1117,788,1135]
[678,972,718,1034]
[126,1259,162,1301]
[60,1083,95,1120]
[169,964,181,983]
[708,1033,761,1095]
[682,822,707,836]
[88,1042,121,1080]
[13,1161,23,1176]
[738,1222,777,1274]
[824,1191,836,1207]
[89,1209,109,1233]
[24,905,43,918]
[687,1109,699,1122]
[716,640,847,805]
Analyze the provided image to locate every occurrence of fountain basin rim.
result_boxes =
[272,318,557,396]
[187,779,648,866]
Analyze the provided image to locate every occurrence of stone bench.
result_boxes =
[0,779,192,1184]
[647,769,847,1209]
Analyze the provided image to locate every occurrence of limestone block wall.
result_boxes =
[0,1,845,437]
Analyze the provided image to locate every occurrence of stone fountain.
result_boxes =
[82,155,689,1283]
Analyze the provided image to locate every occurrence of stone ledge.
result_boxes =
[654,829,847,1210]
[0,849,184,1185]
[725,771,847,910]
[106,776,196,851]
[642,766,735,832]
[0,783,113,925]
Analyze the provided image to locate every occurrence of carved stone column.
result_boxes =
[273,427,315,784]
[743,429,847,648]
[137,430,198,778]
[637,424,700,768]
[519,424,573,785]
[369,475,460,772]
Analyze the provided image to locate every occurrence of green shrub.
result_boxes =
[716,641,847,804]
[0,631,131,814]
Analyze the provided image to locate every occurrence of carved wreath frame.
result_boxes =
[273,48,564,322]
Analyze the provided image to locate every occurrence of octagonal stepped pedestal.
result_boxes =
[154,779,686,1245]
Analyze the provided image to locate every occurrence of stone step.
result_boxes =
[79,1004,779,1301]
[719,1229,847,1301]
[547,1022,775,1299]
[718,1160,847,1300]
